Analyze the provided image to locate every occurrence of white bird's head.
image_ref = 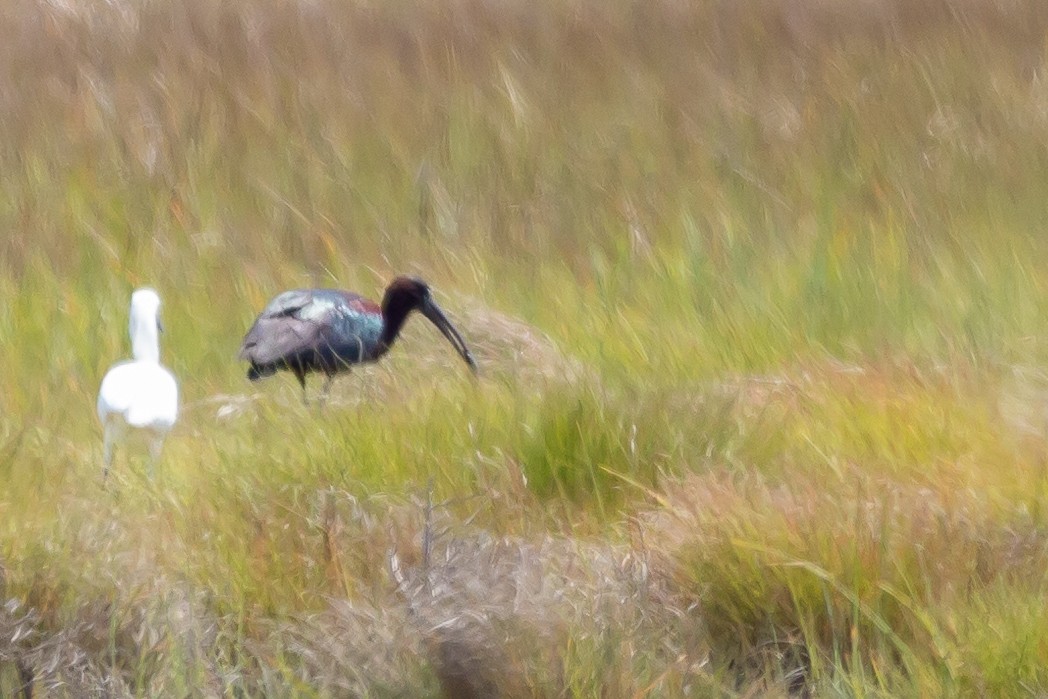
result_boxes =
[129,287,163,362]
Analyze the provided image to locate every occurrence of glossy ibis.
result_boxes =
[239,276,477,401]
[97,288,179,479]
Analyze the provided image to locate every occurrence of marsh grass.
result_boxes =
[5,0,1048,695]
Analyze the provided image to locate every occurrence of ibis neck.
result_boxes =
[379,293,415,349]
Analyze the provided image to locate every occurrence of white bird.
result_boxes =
[97,287,179,479]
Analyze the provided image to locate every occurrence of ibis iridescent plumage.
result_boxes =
[239,276,477,400]
[97,287,179,479]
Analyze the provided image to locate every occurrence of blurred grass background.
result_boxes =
[4,0,1048,695]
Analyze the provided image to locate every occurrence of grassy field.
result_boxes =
[4,0,1048,695]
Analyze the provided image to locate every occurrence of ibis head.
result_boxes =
[380,276,478,374]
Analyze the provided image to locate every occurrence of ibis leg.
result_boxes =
[293,368,308,404]
[320,374,335,402]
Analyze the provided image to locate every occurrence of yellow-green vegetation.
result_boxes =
[4,0,1048,695]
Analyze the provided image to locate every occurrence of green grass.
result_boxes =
[5,0,1048,695]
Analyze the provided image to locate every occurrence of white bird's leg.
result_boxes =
[102,423,115,481]
[147,438,163,480]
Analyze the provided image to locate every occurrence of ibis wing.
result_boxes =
[256,289,317,319]
[239,315,330,365]
[239,290,334,365]
[339,292,380,315]
[258,289,376,320]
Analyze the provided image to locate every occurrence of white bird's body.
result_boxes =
[97,288,178,478]
[97,361,178,436]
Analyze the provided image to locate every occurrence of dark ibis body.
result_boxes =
[239,276,477,400]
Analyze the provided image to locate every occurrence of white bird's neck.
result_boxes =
[130,312,160,363]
